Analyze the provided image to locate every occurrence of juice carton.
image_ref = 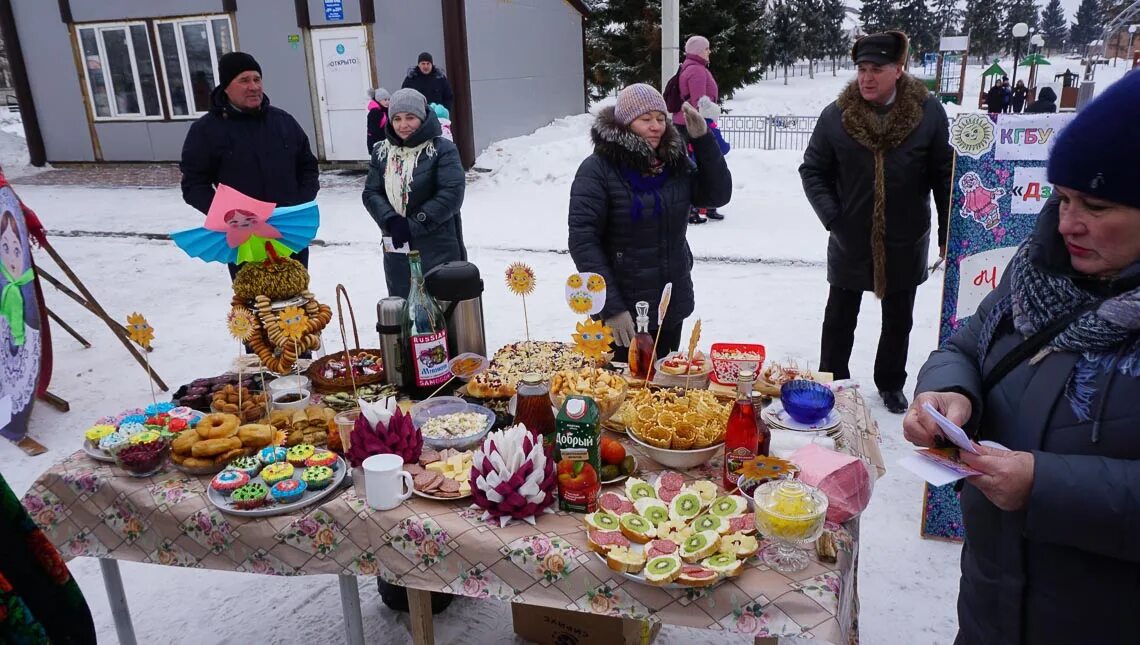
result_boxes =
[555,395,601,513]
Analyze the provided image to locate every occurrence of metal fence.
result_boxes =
[717,114,819,150]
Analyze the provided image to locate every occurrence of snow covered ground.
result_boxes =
[3,63,1136,644]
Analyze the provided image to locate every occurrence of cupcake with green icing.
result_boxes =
[227,456,261,477]
[286,444,315,466]
[301,465,334,490]
[231,482,269,510]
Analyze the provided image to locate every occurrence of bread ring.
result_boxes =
[172,430,201,454]
[214,447,247,465]
[191,436,242,458]
[196,413,240,440]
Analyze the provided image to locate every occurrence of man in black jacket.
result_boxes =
[799,31,953,413]
[400,52,454,113]
[180,52,320,279]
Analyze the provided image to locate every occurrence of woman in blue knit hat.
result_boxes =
[903,70,1140,643]
[568,83,731,359]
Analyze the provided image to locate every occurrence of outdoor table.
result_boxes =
[24,389,882,645]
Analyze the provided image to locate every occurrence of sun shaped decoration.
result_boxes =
[568,292,594,315]
[573,318,613,361]
[505,262,536,296]
[227,306,257,341]
[586,274,606,293]
[277,306,309,342]
[566,274,583,290]
[126,312,154,350]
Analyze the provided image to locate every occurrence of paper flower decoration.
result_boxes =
[568,292,594,315]
[573,318,614,360]
[227,307,256,341]
[126,312,154,350]
[658,282,674,326]
[505,262,536,296]
[449,353,489,380]
[277,306,309,342]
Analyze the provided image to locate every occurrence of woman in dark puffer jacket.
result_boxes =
[568,84,732,359]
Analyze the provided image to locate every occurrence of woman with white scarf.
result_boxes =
[363,88,466,299]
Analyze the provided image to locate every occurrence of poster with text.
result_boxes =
[922,112,1074,541]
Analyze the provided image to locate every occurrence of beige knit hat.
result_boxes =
[614,84,669,125]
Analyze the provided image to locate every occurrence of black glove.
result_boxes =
[386,215,412,249]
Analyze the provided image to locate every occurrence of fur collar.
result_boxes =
[837,73,929,152]
[590,106,689,175]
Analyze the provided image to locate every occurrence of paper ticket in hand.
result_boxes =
[922,403,979,455]
[382,237,409,254]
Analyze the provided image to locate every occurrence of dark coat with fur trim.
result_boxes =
[800,74,953,296]
[568,107,732,329]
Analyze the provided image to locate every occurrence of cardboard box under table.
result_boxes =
[26,389,882,644]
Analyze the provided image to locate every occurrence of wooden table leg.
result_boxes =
[99,559,137,645]
[406,588,435,645]
[337,575,365,645]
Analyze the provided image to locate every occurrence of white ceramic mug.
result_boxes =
[362,453,414,511]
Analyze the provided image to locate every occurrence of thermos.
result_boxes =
[376,297,409,387]
[424,261,487,359]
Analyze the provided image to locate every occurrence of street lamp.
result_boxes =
[1011,22,1029,87]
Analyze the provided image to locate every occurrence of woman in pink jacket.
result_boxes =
[674,35,724,223]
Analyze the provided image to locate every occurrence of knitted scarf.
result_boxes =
[0,264,32,346]
[619,162,670,221]
[380,139,435,216]
[977,241,1140,423]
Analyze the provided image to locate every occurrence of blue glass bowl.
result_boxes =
[780,380,835,424]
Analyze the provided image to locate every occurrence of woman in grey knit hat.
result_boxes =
[362,87,466,300]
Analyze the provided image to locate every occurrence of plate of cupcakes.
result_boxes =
[207,443,347,517]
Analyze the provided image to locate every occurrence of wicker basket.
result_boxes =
[307,285,386,395]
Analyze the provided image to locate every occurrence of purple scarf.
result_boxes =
[620,165,670,221]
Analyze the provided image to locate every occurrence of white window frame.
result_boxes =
[76,21,164,122]
[154,15,235,120]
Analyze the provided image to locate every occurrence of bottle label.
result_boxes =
[724,447,756,486]
[410,330,450,387]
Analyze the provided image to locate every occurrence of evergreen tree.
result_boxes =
[797,0,828,78]
[860,0,899,34]
[680,0,769,96]
[583,0,661,99]
[1070,0,1104,48]
[1003,0,1040,54]
[764,0,803,84]
[933,0,965,35]
[1040,0,1068,52]
[964,0,1004,59]
[897,0,938,61]
[822,0,851,75]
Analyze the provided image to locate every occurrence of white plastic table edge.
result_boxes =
[98,559,366,645]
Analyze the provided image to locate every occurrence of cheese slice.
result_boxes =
[425,462,447,474]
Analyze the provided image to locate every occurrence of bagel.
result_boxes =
[195,413,240,440]
[191,436,242,458]
[238,424,274,448]
[214,447,248,465]
[172,430,201,455]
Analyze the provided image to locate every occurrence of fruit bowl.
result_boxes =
[627,432,722,470]
[780,379,834,424]
[710,343,766,386]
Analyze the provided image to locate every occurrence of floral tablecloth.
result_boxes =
[25,390,881,643]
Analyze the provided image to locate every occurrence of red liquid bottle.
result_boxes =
[628,301,656,380]
[723,369,759,491]
[751,392,772,457]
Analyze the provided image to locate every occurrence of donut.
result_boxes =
[213,448,248,466]
[270,479,308,504]
[211,470,249,496]
[172,430,201,455]
[261,462,295,485]
[191,436,242,458]
[195,413,240,440]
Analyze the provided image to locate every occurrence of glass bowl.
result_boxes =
[780,379,835,424]
[412,400,495,450]
[111,437,171,478]
[549,370,628,422]
[753,479,829,572]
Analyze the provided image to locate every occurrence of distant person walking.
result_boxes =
[401,52,454,113]
[1011,80,1028,113]
[671,35,725,224]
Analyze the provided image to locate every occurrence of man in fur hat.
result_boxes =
[799,31,953,414]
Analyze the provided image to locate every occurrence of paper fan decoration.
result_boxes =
[505,263,536,296]
[277,306,309,342]
[227,307,256,341]
[573,318,614,361]
[126,312,154,350]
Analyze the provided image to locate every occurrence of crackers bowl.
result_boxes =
[550,368,628,422]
